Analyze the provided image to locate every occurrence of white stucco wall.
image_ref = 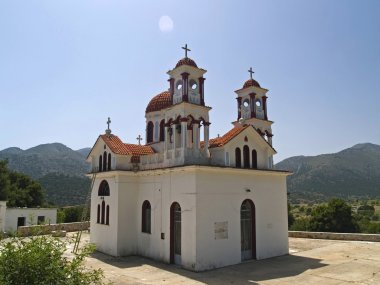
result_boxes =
[90,175,119,256]
[4,208,57,233]
[90,166,289,271]
[194,167,289,271]
[0,201,6,232]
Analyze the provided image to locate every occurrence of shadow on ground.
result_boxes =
[90,251,326,284]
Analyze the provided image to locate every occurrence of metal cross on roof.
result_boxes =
[136,135,143,145]
[248,67,254,79]
[248,67,255,79]
[182,44,191,58]
[107,117,111,129]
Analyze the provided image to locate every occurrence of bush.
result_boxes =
[290,217,311,231]
[0,234,106,285]
[308,198,358,233]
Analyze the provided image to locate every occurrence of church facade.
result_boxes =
[86,46,290,271]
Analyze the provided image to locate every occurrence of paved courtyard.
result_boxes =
[72,233,380,285]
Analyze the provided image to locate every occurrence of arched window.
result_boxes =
[97,204,100,223]
[107,153,111,171]
[252,149,258,169]
[101,201,105,224]
[103,151,107,171]
[142,200,151,233]
[98,180,110,196]
[243,145,250,169]
[147,121,154,143]
[235,147,242,168]
[99,155,102,172]
[159,120,165,142]
[106,205,110,225]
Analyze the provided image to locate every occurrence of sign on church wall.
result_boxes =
[214,221,228,240]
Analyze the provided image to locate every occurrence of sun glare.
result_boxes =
[159,15,174,32]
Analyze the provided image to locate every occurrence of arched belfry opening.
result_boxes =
[147,121,154,143]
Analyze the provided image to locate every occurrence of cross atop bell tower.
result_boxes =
[182,44,190,58]
[248,67,254,80]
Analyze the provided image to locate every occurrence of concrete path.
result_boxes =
[75,233,380,285]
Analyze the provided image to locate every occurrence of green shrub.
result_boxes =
[0,234,106,285]
[290,217,311,231]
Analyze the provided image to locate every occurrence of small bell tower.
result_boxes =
[234,68,274,146]
[167,44,206,106]
[163,45,212,166]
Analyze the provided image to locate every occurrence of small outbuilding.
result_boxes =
[0,201,57,233]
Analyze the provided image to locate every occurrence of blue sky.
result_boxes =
[1,0,379,162]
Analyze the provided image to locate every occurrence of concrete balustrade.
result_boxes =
[289,231,380,242]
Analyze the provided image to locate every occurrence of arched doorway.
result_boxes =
[241,199,256,260]
[170,202,181,265]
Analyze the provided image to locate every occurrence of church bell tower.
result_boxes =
[163,45,211,165]
[234,68,274,146]
[167,44,206,106]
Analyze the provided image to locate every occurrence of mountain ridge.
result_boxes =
[275,143,380,202]
[1,142,379,205]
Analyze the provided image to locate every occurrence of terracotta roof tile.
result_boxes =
[202,125,250,148]
[243,78,261,88]
[175,57,198,68]
[146,91,172,113]
[100,135,155,156]
[100,135,131,155]
[124,143,155,155]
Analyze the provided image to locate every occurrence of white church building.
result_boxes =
[87,46,290,271]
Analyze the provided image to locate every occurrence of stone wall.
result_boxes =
[17,222,90,236]
[289,231,380,242]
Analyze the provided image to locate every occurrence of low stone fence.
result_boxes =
[289,231,380,242]
[17,222,90,237]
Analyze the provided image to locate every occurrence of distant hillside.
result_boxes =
[0,143,91,206]
[76,147,91,158]
[2,142,380,205]
[0,143,90,179]
[38,173,91,206]
[275,143,380,202]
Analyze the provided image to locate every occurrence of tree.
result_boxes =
[0,160,10,200]
[0,160,45,207]
[290,217,311,231]
[62,205,89,223]
[288,203,295,228]
[0,234,106,285]
[309,198,357,233]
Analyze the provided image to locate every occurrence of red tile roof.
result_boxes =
[204,125,250,148]
[175,57,198,68]
[100,135,155,156]
[124,143,155,155]
[243,78,261,88]
[146,91,172,113]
